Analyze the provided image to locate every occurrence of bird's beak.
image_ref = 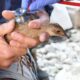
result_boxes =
[64,32,70,39]
[62,30,69,39]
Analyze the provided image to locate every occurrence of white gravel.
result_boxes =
[35,28,80,80]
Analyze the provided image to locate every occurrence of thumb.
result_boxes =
[0,20,15,36]
[2,10,15,20]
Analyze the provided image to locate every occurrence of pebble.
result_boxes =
[55,63,80,80]
[35,28,80,80]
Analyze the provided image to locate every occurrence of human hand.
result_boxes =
[3,10,49,42]
[0,20,26,69]
[28,10,50,42]
[0,10,38,69]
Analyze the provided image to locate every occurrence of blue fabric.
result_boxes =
[0,0,21,12]
[29,0,60,11]
[0,0,21,23]
[5,0,11,10]
[21,0,34,9]
[21,0,59,11]
[21,0,29,9]
[0,0,59,22]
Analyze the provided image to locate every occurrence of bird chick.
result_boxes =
[6,21,67,44]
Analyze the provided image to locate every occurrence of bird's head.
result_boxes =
[47,23,69,38]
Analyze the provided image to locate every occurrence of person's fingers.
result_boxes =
[11,32,38,47]
[2,10,15,20]
[10,40,28,48]
[0,37,15,60]
[28,19,41,29]
[0,37,26,69]
[39,32,49,42]
[0,20,15,36]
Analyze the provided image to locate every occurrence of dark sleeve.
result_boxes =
[44,0,61,16]
[44,5,53,16]
[10,0,21,10]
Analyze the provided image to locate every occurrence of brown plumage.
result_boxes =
[16,23,67,38]
[6,23,67,41]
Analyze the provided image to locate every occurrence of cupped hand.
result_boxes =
[0,10,38,69]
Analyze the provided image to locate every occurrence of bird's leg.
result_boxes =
[18,57,24,76]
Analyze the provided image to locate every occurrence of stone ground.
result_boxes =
[35,28,80,80]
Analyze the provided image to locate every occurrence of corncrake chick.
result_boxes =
[6,16,68,44]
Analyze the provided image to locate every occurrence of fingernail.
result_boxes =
[11,32,17,37]
[39,33,49,42]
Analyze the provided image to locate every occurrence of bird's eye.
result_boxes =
[56,30,61,33]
